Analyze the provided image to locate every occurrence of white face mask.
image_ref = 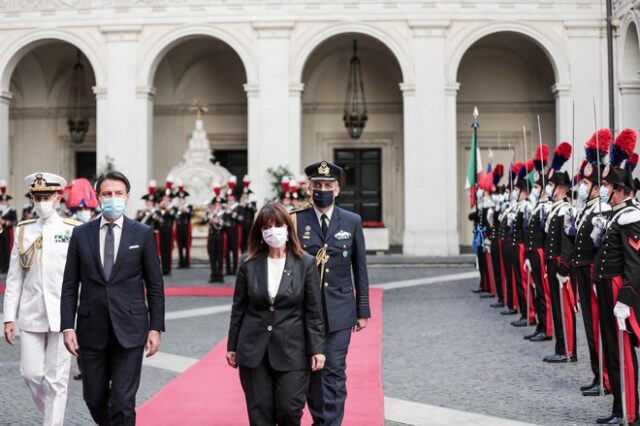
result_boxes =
[476,189,484,200]
[262,226,288,248]
[34,200,55,219]
[512,189,520,201]
[76,210,91,223]
[545,184,555,199]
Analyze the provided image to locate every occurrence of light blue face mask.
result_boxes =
[578,183,589,201]
[599,186,610,204]
[101,197,126,220]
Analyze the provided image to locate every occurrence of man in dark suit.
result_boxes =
[291,160,371,426]
[60,171,165,426]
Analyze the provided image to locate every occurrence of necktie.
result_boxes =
[321,214,328,237]
[104,223,115,280]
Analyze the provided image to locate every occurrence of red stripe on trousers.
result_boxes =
[589,264,611,390]
[536,248,553,337]
[612,275,638,423]
[499,240,507,302]
[511,268,518,311]
[485,251,496,296]
[555,256,575,356]
[519,243,535,323]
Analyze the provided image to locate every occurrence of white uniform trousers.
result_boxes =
[20,330,72,426]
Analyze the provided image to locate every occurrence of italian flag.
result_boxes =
[466,130,482,207]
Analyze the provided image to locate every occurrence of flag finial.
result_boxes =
[473,106,479,120]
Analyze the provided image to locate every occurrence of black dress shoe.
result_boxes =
[596,415,623,424]
[543,354,577,363]
[490,302,505,308]
[511,319,528,327]
[472,288,485,293]
[580,380,598,392]
[530,332,552,342]
[479,294,494,299]
[524,332,538,340]
[500,309,518,315]
[582,385,611,397]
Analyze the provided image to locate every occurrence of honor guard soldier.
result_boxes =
[223,177,242,275]
[500,163,523,315]
[203,185,227,283]
[291,160,370,426]
[0,179,18,273]
[174,181,193,268]
[136,180,163,255]
[469,184,491,295]
[3,172,80,426]
[569,130,613,396]
[510,162,535,327]
[487,165,505,306]
[238,175,257,253]
[593,129,640,425]
[524,145,554,341]
[542,142,577,363]
[158,183,176,276]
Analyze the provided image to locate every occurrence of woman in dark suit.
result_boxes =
[227,202,325,426]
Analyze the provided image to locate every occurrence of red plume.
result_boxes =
[512,162,524,176]
[615,128,638,157]
[556,142,572,158]
[586,128,613,153]
[213,183,221,196]
[478,172,493,192]
[535,144,550,162]
[525,159,534,172]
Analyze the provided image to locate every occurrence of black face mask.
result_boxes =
[312,190,334,208]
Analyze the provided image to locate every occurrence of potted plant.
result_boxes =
[362,221,389,252]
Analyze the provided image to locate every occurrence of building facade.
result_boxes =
[0,0,639,255]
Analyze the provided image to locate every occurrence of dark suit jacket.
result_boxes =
[227,252,325,371]
[60,216,165,350]
[294,206,370,332]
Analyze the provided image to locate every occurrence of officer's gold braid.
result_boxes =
[18,224,42,269]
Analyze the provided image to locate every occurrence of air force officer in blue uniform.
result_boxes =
[292,161,370,426]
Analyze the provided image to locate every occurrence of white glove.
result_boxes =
[507,212,516,226]
[556,273,570,286]
[614,302,631,331]
[591,215,607,230]
[483,238,491,252]
[523,259,532,272]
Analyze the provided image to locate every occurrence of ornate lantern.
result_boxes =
[67,49,90,144]
[343,40,368,140]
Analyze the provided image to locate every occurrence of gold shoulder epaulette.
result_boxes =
[63,218,82,226]
[289,204,312,215]
[17,219,36,227]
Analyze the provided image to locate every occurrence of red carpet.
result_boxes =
[163,286,234,297]
[0,284,233,298]
[137,288,384,426]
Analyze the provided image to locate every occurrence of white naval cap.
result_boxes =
[24,172,67,194]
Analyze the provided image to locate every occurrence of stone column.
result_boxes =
[100,26,148,211]
[93,86,108,175]
[552,83,573,145]
[619,81,640,131]
[249,22,295,205]
[289,83,304,176]
[0,91,12,185]
[402,21,457,256]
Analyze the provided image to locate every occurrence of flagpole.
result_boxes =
[472,107,480,217]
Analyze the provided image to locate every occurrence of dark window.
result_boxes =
[214,150,248,179]
[334,148,382,222]
[75,151,96,180]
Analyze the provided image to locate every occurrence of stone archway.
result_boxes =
[454,32,557,248]
[299,33,404,248]
[4,41,97,206]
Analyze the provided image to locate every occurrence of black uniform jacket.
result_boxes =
[294,206,371,332]
[227,252,325,371]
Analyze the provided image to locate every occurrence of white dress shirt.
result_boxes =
[267,256,286,303]
[99,215,124,266]
[313,205,334,228]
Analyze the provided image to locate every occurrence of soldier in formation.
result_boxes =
[470,127,640,425]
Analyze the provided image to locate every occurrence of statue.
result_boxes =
[167,101,232,206]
